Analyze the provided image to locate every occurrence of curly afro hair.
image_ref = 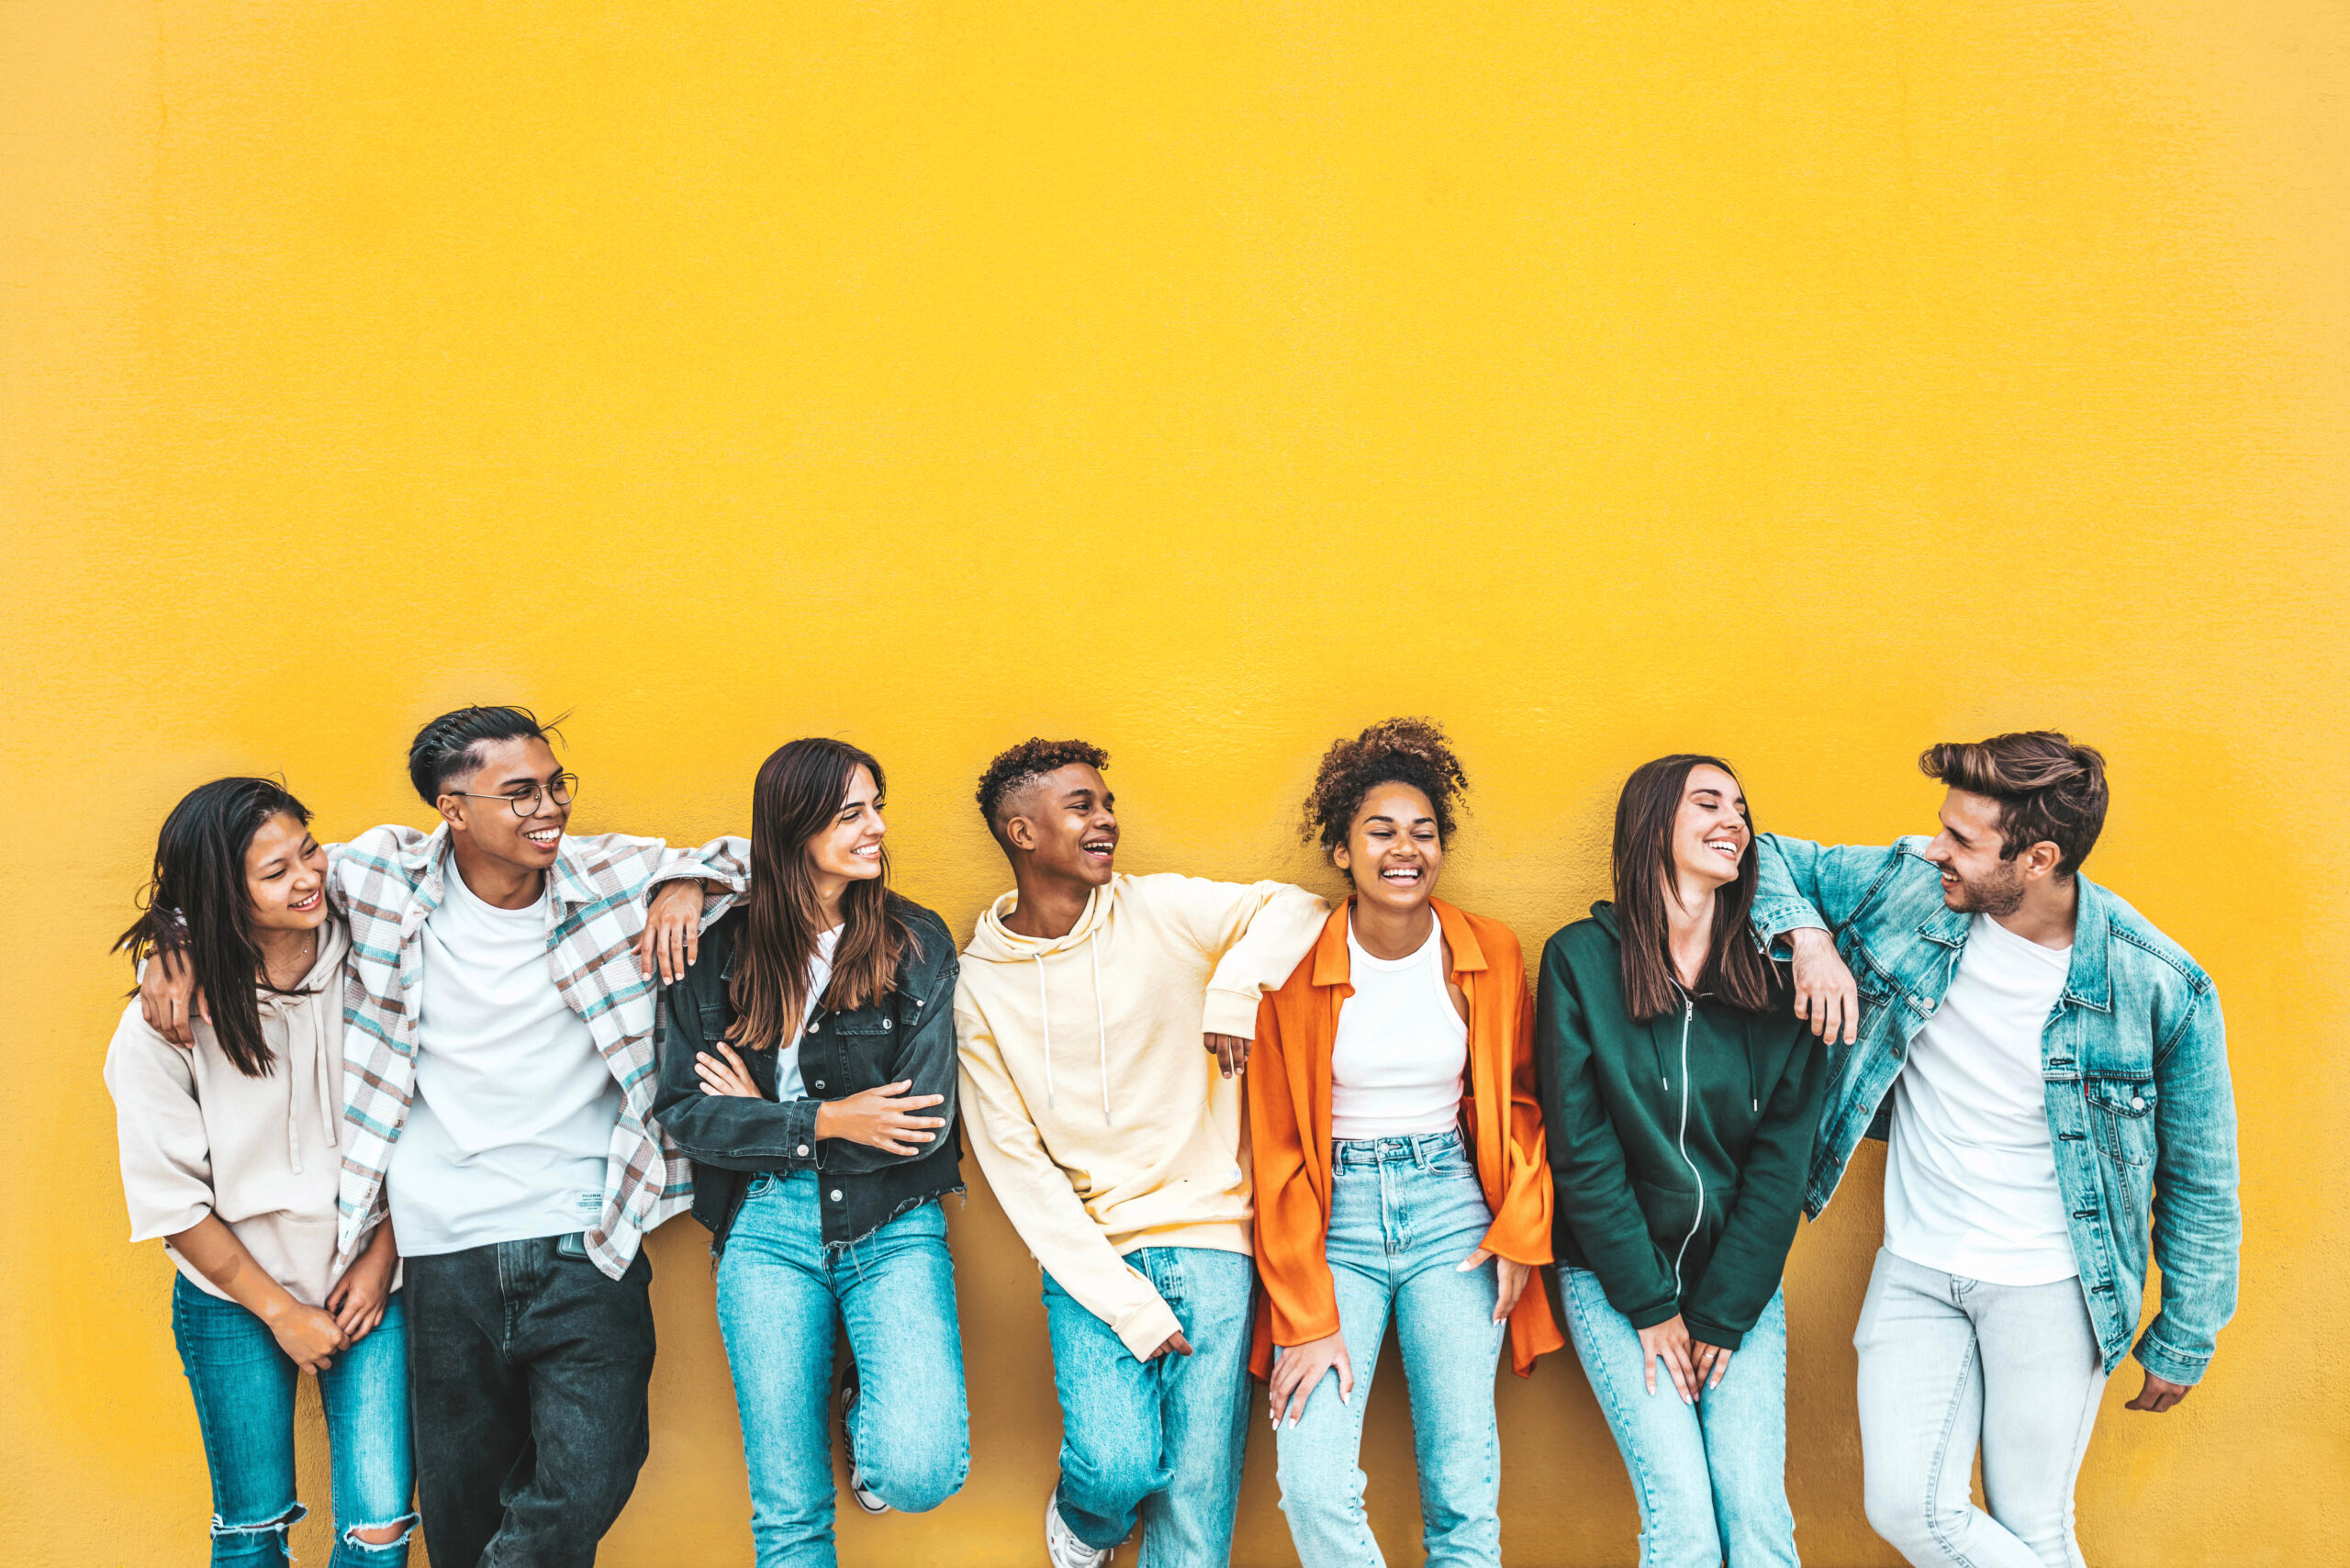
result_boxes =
[1300,717,1468,860]
[975,737,1111,847]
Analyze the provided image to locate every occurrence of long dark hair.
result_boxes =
[1612,755,1774,1022]
[726,739,918,1049]
[116,778,317,1078]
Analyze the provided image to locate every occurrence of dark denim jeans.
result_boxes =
[171,1274,418,1568]
[402,1237,656,1568]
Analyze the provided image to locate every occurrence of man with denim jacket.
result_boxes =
[1753,732,2238,1568]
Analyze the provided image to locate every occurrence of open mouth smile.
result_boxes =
[524,827,560,846]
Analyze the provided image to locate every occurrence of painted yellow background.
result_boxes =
[5,2,2344,1563]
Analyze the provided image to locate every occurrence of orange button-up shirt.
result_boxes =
[1248,899,1563,1378]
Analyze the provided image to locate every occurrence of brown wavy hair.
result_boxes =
[727,739,918,1049]
[1612,755,1774,1022]
[1919,731,2108,878]
[1300,718,1469,864]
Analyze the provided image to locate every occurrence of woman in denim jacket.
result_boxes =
[652,738,968,1567]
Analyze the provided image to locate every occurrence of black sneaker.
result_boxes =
[839,1362,890,1515]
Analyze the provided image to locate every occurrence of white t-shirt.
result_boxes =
[1883,913,2078,1286]
[770,925,843,1101]
[388,861,621,1255]
[1329,916,1468,1142]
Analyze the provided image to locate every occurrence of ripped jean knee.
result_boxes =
[336,1509,420,1563]
[209,1502,305,1566]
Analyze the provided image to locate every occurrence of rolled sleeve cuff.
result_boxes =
[1751,899,1829,958]
[2132,1327,2211,1386]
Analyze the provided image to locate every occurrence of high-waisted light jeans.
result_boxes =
[1271,1129,1508,1568]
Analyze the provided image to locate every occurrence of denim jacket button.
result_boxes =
[797,1145,810,1157]
[883,1018,894,1030]
[808,1021,820,1034]
[829,1189,843,1202]
[2132,1095,2146,1110]
[813,1080,826,1090]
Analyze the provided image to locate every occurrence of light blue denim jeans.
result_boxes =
[1043,1245,1255,1565]
[171,1274,418,1568]
[1561,1267,1797,1568]
[714,1173,970,1568]
[1272,1129,1508,1568]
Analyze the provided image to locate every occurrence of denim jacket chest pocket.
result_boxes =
[804,999,900,1098]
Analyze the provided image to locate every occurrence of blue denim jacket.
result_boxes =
[1752,834,2240,1385]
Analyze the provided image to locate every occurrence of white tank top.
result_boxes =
[1329,914,1469,1141]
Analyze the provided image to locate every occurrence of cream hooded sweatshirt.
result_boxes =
[105,921,387,1307]
[956,872,1326,1358]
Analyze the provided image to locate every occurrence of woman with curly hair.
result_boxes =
[1247,719,1562,1568]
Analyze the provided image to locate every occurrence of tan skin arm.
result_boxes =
[165,1214,348,1372]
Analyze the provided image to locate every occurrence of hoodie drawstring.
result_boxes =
[1035,955,1056,1110]
[262,978,341,1176]
[1091,944,1111,1127]
[1032,944,1113,1126]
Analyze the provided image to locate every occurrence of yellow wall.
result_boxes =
[5,3,2344,1563]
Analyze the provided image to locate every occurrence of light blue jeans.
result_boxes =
[714,1173,969,1568]
[1561,1267,1797,1568]
[1272,1130,1508,1568]
[1854,1249,2108,1568]
[1043,1245,1255,1566]
[171,1274,417,1568]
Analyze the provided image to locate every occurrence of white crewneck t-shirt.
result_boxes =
[1329,915,1468,1142]
[771,925,843,1101]
[389,862,621,1255]
[1883,912,2077,1286]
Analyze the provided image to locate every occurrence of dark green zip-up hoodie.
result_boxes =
[1534,902,1824,1349]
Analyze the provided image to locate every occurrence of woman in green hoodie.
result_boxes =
[1535,755,1823,1568]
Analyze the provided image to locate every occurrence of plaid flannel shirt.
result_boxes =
[329,823,748,1280]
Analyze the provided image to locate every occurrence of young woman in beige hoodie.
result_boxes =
[106,778,414,1567]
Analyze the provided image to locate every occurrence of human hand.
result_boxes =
[1268,1330,1351,1429]
[1694,1339,1735,1393]
[636,879,708,982]
[1204,1032,1249,1078]
[1788,928,1859,1045]
[1638,1314,1698,1405]
[1458,1249,1534,1323]
[694,1040,763,1098]
[267,1300,349,1374]
[2125,1372,2191,1414]
[814,1080,948,1156]
[326,1232,396,1342]
[1146,1328,1194,1361]
[140,945,208,1048]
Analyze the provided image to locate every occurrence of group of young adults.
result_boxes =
[107,705,2241,1568]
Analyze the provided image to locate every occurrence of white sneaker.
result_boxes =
[839,1364,889,1515]
[1045,1490,1113,1568]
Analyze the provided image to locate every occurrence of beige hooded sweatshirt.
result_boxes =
[104,921,386,1307]
[955,872,1326,1358]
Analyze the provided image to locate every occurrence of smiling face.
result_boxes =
[1668,763,1751,895]
[441,734,571,874]
[1922,788,2039,915]
[807,764,887,887]
[244,811,330,935]
[1002,762,1119,888]
[1333,781,1444,917]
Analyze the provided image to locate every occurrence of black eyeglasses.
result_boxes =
[452,773,579,816]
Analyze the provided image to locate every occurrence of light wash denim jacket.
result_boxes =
[1753,834,2240,1385]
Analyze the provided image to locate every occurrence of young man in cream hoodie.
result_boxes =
[956,739,1326,1568]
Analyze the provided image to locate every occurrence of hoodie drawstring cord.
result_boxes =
[1035,955,1056,1110]
[1091,944,1111,1127]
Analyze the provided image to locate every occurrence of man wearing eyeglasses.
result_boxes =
[142,703,745,1568]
